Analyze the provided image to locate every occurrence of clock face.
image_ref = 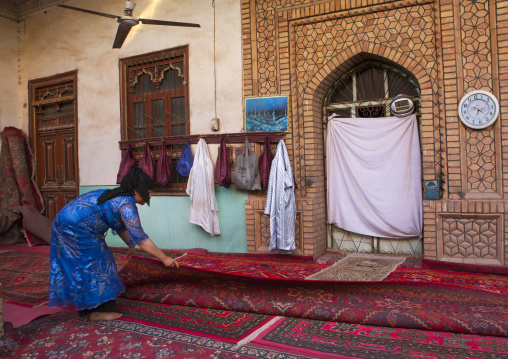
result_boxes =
[458,90,499,129]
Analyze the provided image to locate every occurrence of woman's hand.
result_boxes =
[162,255,179,268]
[126,246,137,257]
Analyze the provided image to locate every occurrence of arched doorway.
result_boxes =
[323,60,423,254]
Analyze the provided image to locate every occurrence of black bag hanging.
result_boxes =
[215,138,231,188]
[234,137,261,191]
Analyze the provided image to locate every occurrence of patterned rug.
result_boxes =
[2,249,508,309]
[0,311,306,359]
[3,306,508,359]
[305,253,406,281]
[0,127,45,246]
[112,247,327,279]
[120,256,508,337]
[124,253,508,295]
[253,317,508,359]
[117,298,278,343]
[0,251,51,307]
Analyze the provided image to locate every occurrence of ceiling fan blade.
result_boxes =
[139,18,201,28]
[57,4,119,19]
[112,23,134,49]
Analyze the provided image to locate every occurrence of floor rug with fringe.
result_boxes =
[305,253,406,281]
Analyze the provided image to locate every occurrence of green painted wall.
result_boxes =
[80,185,248,253]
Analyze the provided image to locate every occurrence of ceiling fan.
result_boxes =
[58,1,201,49]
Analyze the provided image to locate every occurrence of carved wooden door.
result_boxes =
[37,130,77,220]
[30,73,78,221]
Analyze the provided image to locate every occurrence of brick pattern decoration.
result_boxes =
[255,208,303,253]
[246,197,305,254]
[442,217,499,258]
[242,0,508,265]
[433,199,505,265]
[459,0,499,196]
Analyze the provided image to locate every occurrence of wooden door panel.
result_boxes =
[42,137,57,186]
[62,133,76,185]
[43,193,58,221]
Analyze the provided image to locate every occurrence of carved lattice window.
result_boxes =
[120,46,190,194]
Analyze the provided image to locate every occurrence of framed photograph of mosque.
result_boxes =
[244,95,288,132]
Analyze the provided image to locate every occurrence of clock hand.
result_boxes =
[478,108,486,115]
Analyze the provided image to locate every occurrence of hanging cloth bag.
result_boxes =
[215,138,231,188]
[258,137,273,190]
[156,142,171,187]
[139,142,155,179]
[116,144,135,184]
[234,137,261,191]
[176,140,194,177]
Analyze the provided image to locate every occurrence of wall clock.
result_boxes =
[458,90,499,129]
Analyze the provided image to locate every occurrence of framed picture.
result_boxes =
[245,95,288,132]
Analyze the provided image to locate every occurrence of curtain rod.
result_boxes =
[119,131,286,149]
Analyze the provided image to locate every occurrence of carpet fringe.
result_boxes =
[232,316,283,349]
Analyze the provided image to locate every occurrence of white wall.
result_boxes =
[17,0,243,185]
[0,16,20,135]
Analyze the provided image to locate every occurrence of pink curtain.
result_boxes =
[326,114,422,239]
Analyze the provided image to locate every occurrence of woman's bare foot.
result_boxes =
[88,312,122,321]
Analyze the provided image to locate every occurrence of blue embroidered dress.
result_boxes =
[48,189,148,310]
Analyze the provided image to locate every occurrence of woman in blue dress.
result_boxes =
[48,168,178,321]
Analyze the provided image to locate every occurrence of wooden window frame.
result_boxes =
[119,46,190,194]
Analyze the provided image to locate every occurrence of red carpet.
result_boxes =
[253,317,508,358]
[0,311,291,359]
[423,258,508,275]
[116,250,508,296]
[0,251,50,307]
[4,309,508,359]
[117,298,278,343]
[120,256,508,337]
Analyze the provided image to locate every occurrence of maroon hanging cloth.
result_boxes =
[157,142,171,187]
[215,138,231,188]
[258,137,274,190]
[139,142,155,179]
[116,144,135,184]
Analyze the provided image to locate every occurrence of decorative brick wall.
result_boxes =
[242,0,508,265]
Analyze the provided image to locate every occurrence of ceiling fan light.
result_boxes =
[125,1,136,11]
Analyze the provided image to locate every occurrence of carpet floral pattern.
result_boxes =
[120,257,508,337]
[0,311,306,359]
